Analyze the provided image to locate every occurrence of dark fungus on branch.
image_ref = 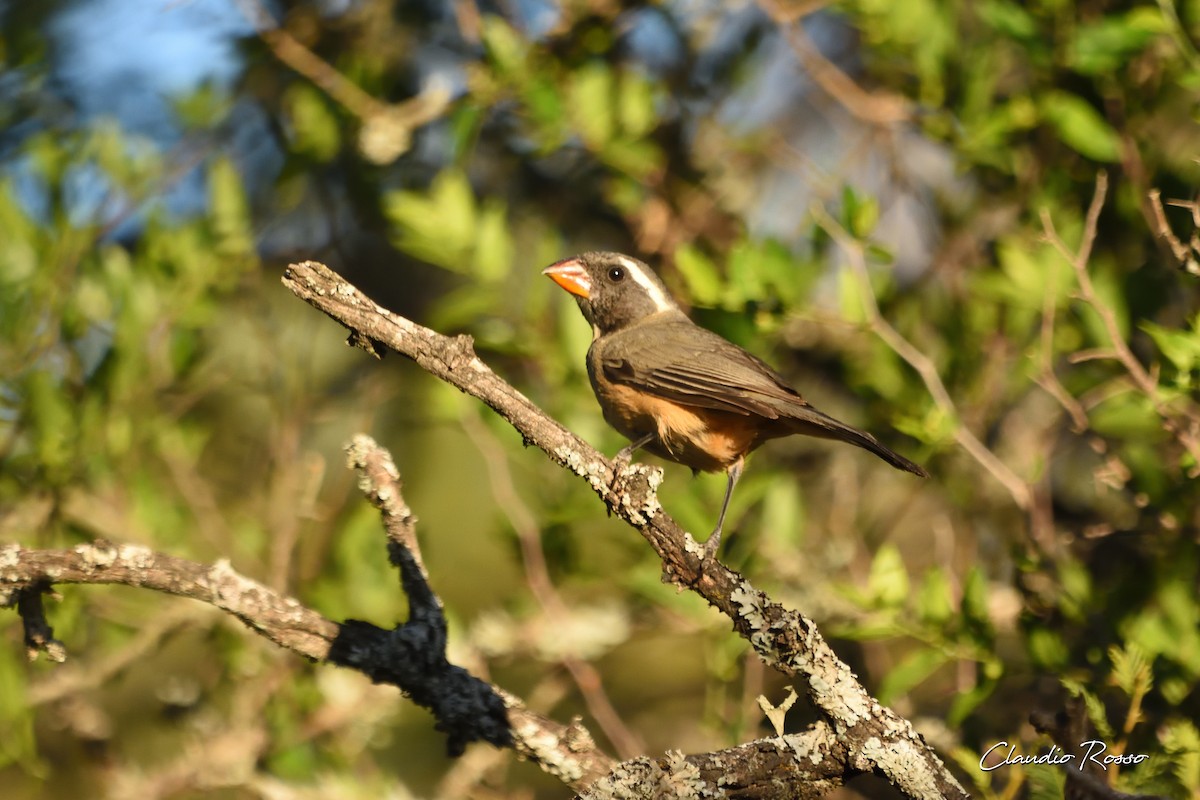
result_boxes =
[326,540,512,756]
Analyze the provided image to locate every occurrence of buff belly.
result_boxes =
[588,370,787,473]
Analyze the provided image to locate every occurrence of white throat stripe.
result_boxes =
[618,255,673,313]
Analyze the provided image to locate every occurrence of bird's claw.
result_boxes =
[703,528,723,562]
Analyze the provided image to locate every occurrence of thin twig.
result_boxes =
[812,205,1036,513]
[758,0,912,126]
[1037,234,1090,433]
[1041,173,1200,472]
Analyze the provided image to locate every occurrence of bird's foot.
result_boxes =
[702,527,723,562]
[612,441,639,473]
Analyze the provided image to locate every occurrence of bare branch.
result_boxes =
[1041,173,1200,473]
[758,0,913,127]
[232,0,451,164]
[1148,189,1200,273]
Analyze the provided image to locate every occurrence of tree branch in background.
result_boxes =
[1041,173,1200,476]
[281,260,968,799]
[232,0,451,164]
[811,206,1039,518]
[758,0,913,127]
[1148,189,1200,275]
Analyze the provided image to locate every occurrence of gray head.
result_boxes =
[542,251,681,334]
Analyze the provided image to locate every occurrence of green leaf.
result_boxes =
[727,241,768,305]
[600,138,663,178]
[1142,318,1200,375]
[1109,642,1153,698]
[1068,9,1170,75]
[26,369,76,475]
[852,196,879,239]
[384,169,477,270]
[1057,557,1092,620]
[472,199,513,281]
[172,81,233,130]
[1088,392,1163,439]
[759,479,804,549]
[754,240,808,307]
[892,404,957,447]
[617,69,657,138]
[1038,91,1121,162]
[866,544,909,608]
[947,675,998,724]
[917,567,955,625]
[1160,720,1200,792]
[1062,678,1115,741]
[840,185,880,238]
[977,0,1038,40]
[523,77,568,146]
[877,647,950,703]
[837,268,867,324]
[674,245,723,306]
[208,156,256,261]
[569,62,616,148]
[1026,626,1069,669]
[1025,763,1067,800]
[960,567,991,633]
[482,16,528,79]
[283,83,341,162]
[0,648,37,771]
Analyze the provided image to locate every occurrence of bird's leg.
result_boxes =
[613,432,655,471]
[705,457,743,560]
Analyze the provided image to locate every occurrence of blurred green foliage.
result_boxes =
[2,0,1200,798]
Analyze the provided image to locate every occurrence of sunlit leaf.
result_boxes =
[1142,317,1200,376]
[866,543,909,608]
[208,156,255,261]
[1038,91,1121,162]
[1068,9,1170,75]
[473,199,513,281]
[675,245,723,306]
[284,83,341,162]
[877,647,949,703]
[917,567,954,625]
[569,62,615,148]
[617,69,657,138]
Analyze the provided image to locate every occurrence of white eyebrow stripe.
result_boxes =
[617,255,673,312]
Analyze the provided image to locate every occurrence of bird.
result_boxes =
[543,251,928,558]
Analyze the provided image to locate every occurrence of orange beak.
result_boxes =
[542,258,591,299]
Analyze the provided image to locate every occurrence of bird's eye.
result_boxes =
[608,267,626,282]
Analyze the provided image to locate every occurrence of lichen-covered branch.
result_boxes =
[579,721,852,800]
[281,260,968,799]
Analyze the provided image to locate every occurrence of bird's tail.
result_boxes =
[785,406,929,478]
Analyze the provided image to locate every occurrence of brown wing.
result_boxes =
[599,318,930,477]
[599,319,808,419]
